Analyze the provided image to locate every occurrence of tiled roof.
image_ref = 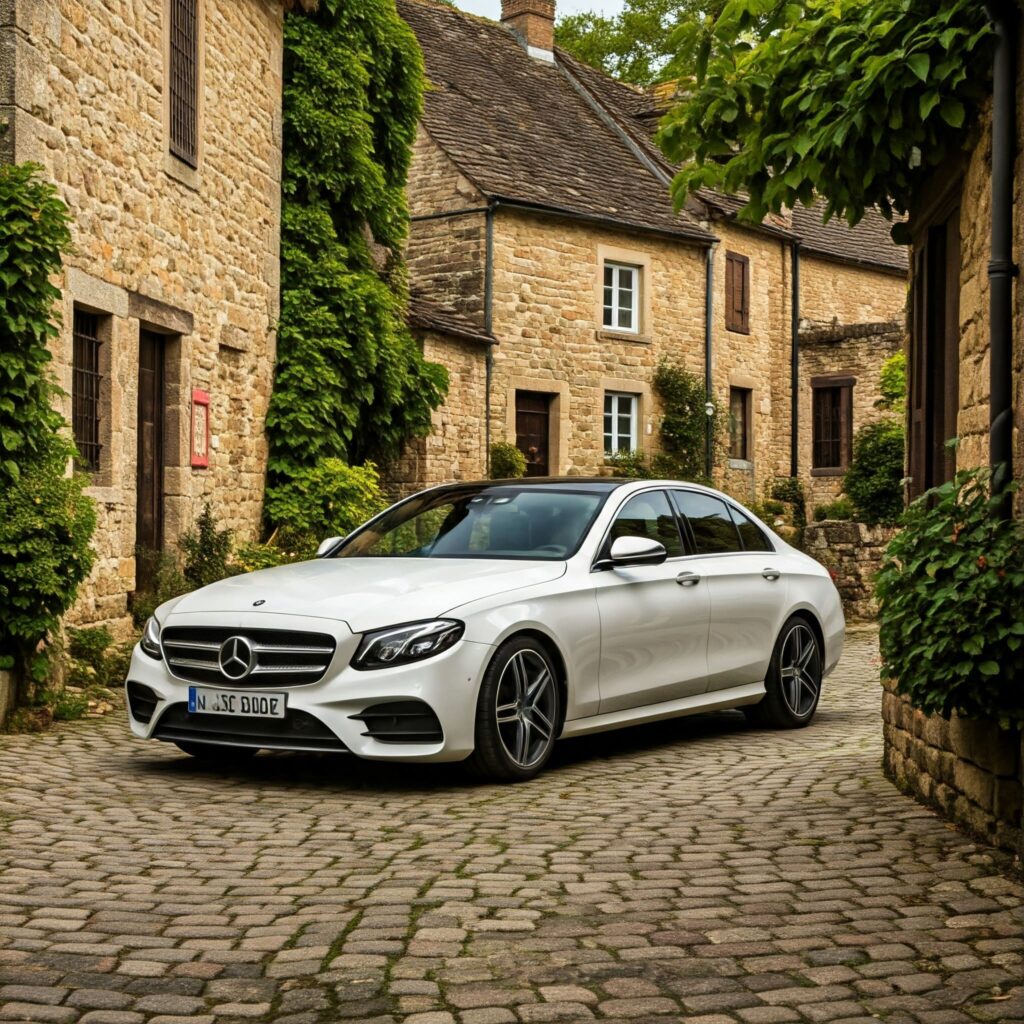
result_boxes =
[791,204,908,274]
[397,0,713,242]
[408,293,495,345]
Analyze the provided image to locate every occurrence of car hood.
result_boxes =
[161,558,567,634]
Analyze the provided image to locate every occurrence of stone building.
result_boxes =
[1,0,283,634]
[394,0,908,510]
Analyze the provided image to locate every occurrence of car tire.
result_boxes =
[466,636,561,782]
[173,741,258,761]
[744,615,822,729]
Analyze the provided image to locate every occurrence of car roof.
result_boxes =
[426,477,724,496]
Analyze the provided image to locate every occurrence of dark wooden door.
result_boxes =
[515,391,551,477]
[135,331,165,593]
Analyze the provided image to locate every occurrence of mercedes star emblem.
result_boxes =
[218,636,256,680]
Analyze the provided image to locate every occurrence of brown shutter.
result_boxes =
[169,0,198,167]
[725,252,750,334]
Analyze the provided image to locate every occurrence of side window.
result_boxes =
[672,491,741,554]
[728,505,774,552]
[607,490,683,558]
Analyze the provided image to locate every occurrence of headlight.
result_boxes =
[352,619,464,671]
[139,616,162,659]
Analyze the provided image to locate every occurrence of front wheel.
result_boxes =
[745,617,822,728]
[466,637,560,782]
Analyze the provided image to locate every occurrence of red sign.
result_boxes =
[190,388,210,468]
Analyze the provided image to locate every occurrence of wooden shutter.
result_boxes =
[725,252,750,333]
[169,0,198,167]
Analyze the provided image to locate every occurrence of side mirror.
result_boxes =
[316,535,344,558]
[609,536,667,567]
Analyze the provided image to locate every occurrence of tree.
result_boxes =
[658,0,993,237]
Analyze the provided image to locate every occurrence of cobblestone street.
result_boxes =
[1,627,1022,1024]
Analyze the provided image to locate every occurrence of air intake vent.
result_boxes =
[350,700,444,744]
[127,682,159,723]
[154,703,347,753]
[161,627,336,687]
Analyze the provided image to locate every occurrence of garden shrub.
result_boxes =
[130,554,188,628]
[813,497,856,522]
[877,352,907,412]
[605,450,654,479]
[490,442,527,479]
[844,419,905,525]
[67,626,114,674]
[653,360,709,481]
[180,503,235,591]
[877,469,1024,727]
[768,477,807,529]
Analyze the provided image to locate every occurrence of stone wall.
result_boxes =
[799,253,907,326]
[803,520,896,620]
[4,0,283,636]
[798,321,904,511]
[882,684,1024,858]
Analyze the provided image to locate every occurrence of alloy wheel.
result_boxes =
[494,650,557,769]
[779,623,820,718]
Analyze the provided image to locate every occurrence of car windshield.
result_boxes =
[334,486,607,560]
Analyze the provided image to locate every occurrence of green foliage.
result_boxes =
[768,477,806,530]
[843,419,905,526]
[605,450,655,479]
[130,554,188,629]
[0,164,73,486]
[267,0,447,515]
[37,687,90,722]
[653,360,709,480]
[659,0,993,236]
[67,626,113,673]
[0,433,96,689]
[813,496,856,522]
[180,503,234,591]
[264,458,388,543]
[490,442,527,479]
[877,469,1024,727]
[233,541,297,574]
[878,352,907,412]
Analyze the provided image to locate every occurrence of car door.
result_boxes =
[593,489,711,714]
[670,490,788,692]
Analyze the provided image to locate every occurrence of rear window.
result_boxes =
[672,491,742,554]
[729,506,774,552]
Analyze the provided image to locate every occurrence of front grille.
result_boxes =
[153,702,347,753]
[161,626,336,687]
[126,681,159,723]
[350,700,444,744]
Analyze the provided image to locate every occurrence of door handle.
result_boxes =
[762,568,782,581]
[676,571,701,587]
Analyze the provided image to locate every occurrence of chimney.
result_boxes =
[501,0,555,62]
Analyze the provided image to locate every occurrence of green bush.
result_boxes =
[813,497,856,522]
[878,352,907,412]
[844,419,905,525]
[67,626,113,673]
[653,360,709,480]
[130,553,188,628]
[877,469,1024,727]
[490,442,527,479]
[265,458,387,544]
[768,477,807,529]
[605,450,654,479]
[0,434,97,687]
[180,503,235,591]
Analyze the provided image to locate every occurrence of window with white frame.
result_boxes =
[602,262,640,333]
[603,392,638,454]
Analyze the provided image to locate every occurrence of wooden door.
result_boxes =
[135,331,165,593]
[515,391,551,477]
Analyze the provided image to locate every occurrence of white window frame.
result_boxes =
[602,262,640,334]
[604,391,638,454]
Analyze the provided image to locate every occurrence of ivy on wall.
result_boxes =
[658,0,994,237]
[267,0,447,505]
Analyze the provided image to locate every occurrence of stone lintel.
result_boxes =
[128,291,194,336]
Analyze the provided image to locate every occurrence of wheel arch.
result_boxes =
[498,628,570,734]
[785,606,825,657]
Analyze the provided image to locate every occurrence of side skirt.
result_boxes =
[560,682,765,739]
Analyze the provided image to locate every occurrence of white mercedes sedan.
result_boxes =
[126,478,844,781]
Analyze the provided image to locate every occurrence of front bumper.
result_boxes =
[125,612,493,762]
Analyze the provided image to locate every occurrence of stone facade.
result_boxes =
[799,253,906,326]
[803,520,897,621]
[798,321,904,511]
[2,0,283,635]
[882,681,1024,858]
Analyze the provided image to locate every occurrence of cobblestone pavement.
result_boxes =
[1,627,1023,1024]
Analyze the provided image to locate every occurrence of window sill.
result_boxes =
[810,467,845,477]
[162,152,201,192]
[725,326,751,336]
[597,330,650,345]
[727,458,753,471]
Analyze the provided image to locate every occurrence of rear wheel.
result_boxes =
[173,741,258,762]
[466,637,560,782]
[745,616,822,728]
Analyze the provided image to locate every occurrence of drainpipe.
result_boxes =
[484,201,496,478]
[985,0,1017,512]
[790,241,801,479]
[704,242,717,478]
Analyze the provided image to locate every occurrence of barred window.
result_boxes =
[169,0,199,167]
[812,379,854,472]
[72,310,103,473]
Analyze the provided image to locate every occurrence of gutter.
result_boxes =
[790,242,801,479]
[705,243,717,478]
[984,0,1017,506]
[484,201,496,478]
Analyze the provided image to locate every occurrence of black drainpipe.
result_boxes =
[790,241,801,479]
[985,0,1017,510]
[704,242,716,478]
[484,201,496,477]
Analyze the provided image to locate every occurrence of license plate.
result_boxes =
[188,686,287,719]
